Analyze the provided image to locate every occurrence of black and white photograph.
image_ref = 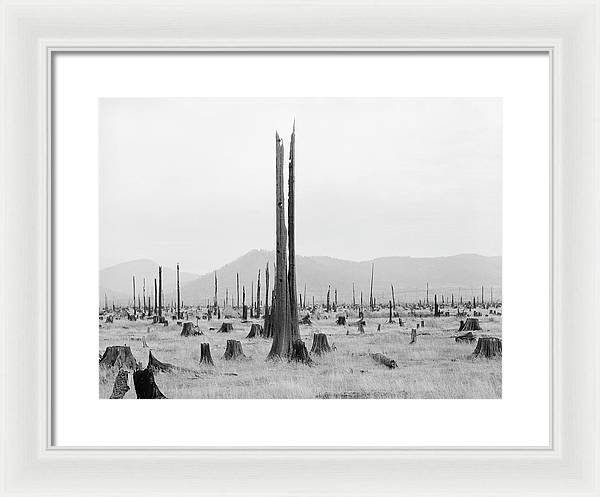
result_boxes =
[98,97,502,399]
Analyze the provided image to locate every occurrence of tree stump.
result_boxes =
[223,340,246,360]
[290,339,312,365]
[133,367,167,399]
[105,315,114,323]
[420,320,425,327]
[336,315,346,326]
[147,350,175,373]
[310,333,332,356]
[242,305,248,321]
[180,321,202,336]
[472,337,502,358]
[370,353,397,369]
[109,369,130,399]
[217,322,234,333]
[458,320,465,331]
[300,314,312,325]
[246,323,263,338]
[99,345,140,371]
[358,322,365,334]
[399,318,403,326]
[377,324,381,331]
[461,318,481,331]
[410,328,417,344]
[199,343,214,366]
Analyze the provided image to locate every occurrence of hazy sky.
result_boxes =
[99,98,502,274]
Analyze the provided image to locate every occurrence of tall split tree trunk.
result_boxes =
[265,263,270,317]
[287,122,299,340]
[158,267,162,317]
[176,263,181,320]
[256,269,261,318]
[369,263,374,311]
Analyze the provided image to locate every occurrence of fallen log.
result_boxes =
[370,353,397,369]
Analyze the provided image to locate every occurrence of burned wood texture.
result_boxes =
[100,345,140,371]
[223,340,246,360]
[133,367,167,399]
[109,369,130,399]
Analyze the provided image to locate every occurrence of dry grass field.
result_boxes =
[99,309,502,399]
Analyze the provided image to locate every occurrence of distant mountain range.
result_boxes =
[99,250,501,306]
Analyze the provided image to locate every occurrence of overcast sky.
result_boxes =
[99,98,502,275]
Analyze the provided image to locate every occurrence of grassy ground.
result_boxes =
[99,309,501,399]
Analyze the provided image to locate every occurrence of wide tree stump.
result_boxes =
[310,333,332,356]
[147,350,175,373]
[472,337,502,358]
[199,343,214,366]
[455,331,476,343]
[181,321,202,336]
[410,328,417,344]
[336,316,346,326]
[99,345,140,371]
[246,323,263,338]
[133,367,167,399]
[223,340,246,360]
[105,315,114,323]
[461,318,481,331]
[109,369,130,399]
[290,339,312,365]
[217,322,234,333]
[370,353,398,369]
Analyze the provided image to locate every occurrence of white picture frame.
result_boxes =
[1,1,598,495]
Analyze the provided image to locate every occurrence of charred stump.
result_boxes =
[370,353,398,369]
[472,337,502,358]
[410,328,417,344]
[310,333,332,356]
[223,339,246,360]
[217,322,234,333]
[99,345,140,371]
[133,367,167,399]
[246,323,263,338]
[147,350,175,373]
[199,343,214,366]
[336,315,346,326]
[105,315,114,323]
[109,369,130,399]
[181,321,203,336]
[358,321,366,334]
[461,318,481,331]
[290,339,312,365]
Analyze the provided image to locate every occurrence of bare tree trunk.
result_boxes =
[158,267,162,317]
[352,283,356,307]
[265,263,270,317]
[268,132,292,359]
[154,278,157,315]
[287,122,299,339]
[326,285,331,313]
[391,284,395,310]
[256,269,261,319]
[176,263,181,320]
[213,272,218,313]
[369,263,374,311]
[236,272,240,308]
[132,276,136,317]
